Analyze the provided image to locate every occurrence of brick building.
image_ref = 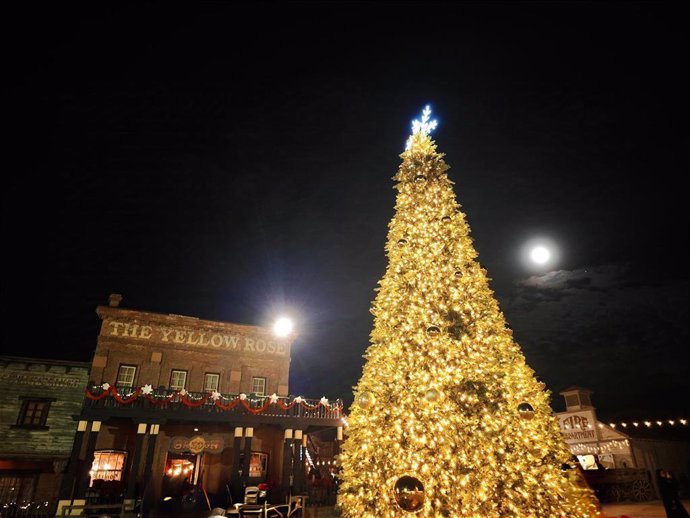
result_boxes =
[0,356,90,512]
[57,294,343,515]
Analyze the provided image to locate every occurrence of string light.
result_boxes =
[338,108,599,517]
[606,418,687,430]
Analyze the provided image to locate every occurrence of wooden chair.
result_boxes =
[238,504,265,517]
[287,501,303,518]
[265,504,290,517]
[244,486,260,504]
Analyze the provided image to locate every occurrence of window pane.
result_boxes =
[204,373,219,392]
[90,450,127,486]
[117,366,136,387]
[18,400,49,426]
[251,377,266,396]
[171,370,187,390]
[565,394,579,407]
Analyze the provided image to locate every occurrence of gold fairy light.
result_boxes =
[337,107,600,517]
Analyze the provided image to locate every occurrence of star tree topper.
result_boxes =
[405,105,438,150]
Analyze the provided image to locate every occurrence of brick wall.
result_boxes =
[90,306,294,396]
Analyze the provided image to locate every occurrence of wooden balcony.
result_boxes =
[80,385,344,431]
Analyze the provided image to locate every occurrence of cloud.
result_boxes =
[517,263,626,291]
[499,264,690,417]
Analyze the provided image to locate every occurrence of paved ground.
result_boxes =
[167,501,690,517]
[602,499,690,517]
[299,500,690,518]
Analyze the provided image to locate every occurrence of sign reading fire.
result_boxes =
[557,410,598,443]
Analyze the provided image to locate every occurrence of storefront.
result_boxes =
[556,387,635,470]
[556,386,690,502]
[0,356,90,513]
[57,294,343,515]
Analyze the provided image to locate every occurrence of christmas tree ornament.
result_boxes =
[441,215,452,223]
[518,402,535,420]
[393,475,425,512]
[424,388,440,403]
[356,392,374,409]
[397,239,408,247]
[414,174,426,182]
[454,270,462,277]
[426,325,440,335]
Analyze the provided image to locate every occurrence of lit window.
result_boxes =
[116,365,137,388]
[90,450,127,486]
[204,373,220,392]
[170,370,187,390]
[251,377,266,396]
[15,398,53,428]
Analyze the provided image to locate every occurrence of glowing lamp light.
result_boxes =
[530,246,551,264]
[273,316,294,337]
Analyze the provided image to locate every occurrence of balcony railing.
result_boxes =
[83,384,343,421]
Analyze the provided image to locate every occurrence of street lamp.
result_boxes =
[273,316,294,337]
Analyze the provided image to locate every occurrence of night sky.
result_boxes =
[5,1,688,422]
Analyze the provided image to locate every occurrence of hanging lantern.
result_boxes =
[424,388,440,403]
[393,475,425,512]
[426,325,440,335]
[397,239,408,247]
[356,392,374,409]
[518,402,535,420]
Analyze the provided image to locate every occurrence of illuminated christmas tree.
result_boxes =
[337,107,600,517]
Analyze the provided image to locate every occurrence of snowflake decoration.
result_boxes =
[269,393,279,404]
[101,382,110,391]
[210,390,221,401]
[293,396,303,404]
[320,396,329,407]
[178,388,187,396]
[239,393,247,401]
[141,384,153,395]
[405,105,438,150]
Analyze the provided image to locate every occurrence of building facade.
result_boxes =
[556,386,690,502]
[57,294,343,515]
[0,356,90,513]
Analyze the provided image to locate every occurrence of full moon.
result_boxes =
[530,246,551,264]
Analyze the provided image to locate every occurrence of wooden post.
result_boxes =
[126,423,147,500]
[56,420,88,513]
[241,427,253,492]
[230,427,243,503]
[76,421,101,498]
[281,429,294,500]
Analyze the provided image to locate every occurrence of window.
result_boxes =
[251,377,266,396]
[116,365,137,388]
[0,474,37,505]
[204,373,220,392]
[13,398,54,429]
[565,394,579,408]
[170,370,187,390]
[89,450,127,486]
